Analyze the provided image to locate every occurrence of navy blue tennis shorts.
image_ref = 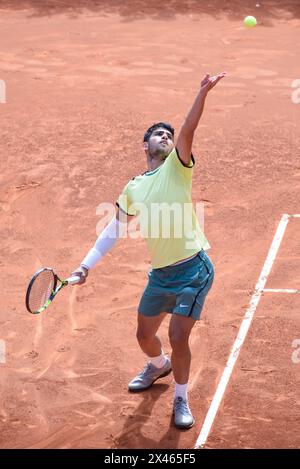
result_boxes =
[138,250,214,321]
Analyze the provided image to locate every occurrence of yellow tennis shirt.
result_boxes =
[116,147,210,268]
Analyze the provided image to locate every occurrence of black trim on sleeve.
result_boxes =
[116,202,135,217]
[175,146,195,168]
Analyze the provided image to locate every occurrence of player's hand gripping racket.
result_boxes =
[25,268,80,314]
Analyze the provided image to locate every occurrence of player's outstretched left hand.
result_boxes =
[200,71,226,95]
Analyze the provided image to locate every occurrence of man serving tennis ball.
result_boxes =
[71,71,226,429]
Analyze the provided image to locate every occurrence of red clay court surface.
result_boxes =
[0,1,299,449]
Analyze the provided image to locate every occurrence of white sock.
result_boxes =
[149,351,167,369]
[174,382,188,401]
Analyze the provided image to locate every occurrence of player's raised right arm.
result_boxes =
[177,72,226,166]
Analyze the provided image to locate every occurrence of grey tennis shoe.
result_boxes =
[128,357,172,392]
[173,396,195,429]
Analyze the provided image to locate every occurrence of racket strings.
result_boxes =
[28,269,55,313]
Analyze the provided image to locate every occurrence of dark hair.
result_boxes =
[143,122,175,142]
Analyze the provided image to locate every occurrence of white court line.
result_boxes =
[264,288,299,293]
[194,213,290,449]
[0,340,6,364]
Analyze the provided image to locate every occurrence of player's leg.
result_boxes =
[128,312,172,392]
[168,314,197,428]
[168,268,214,428]
[168,314,196,384]
[136,311,167,357]
[167,252,214,428]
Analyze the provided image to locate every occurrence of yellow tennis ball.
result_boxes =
[244,15,257,28]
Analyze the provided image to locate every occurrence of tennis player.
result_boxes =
[72,72,226,429]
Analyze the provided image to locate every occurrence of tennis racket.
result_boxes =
[25,268,80,314]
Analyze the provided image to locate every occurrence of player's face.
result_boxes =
[148,128,174,158]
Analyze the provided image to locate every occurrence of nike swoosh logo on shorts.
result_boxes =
[179,304,189,307]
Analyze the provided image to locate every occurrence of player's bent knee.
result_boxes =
[136,329,155,344]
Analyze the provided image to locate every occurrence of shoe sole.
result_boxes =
[128,367,172,393]
[174,419,195,430]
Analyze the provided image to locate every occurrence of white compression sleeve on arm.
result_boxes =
[81,216,126,269]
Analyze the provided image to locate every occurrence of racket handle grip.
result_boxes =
[66,275,81,285]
